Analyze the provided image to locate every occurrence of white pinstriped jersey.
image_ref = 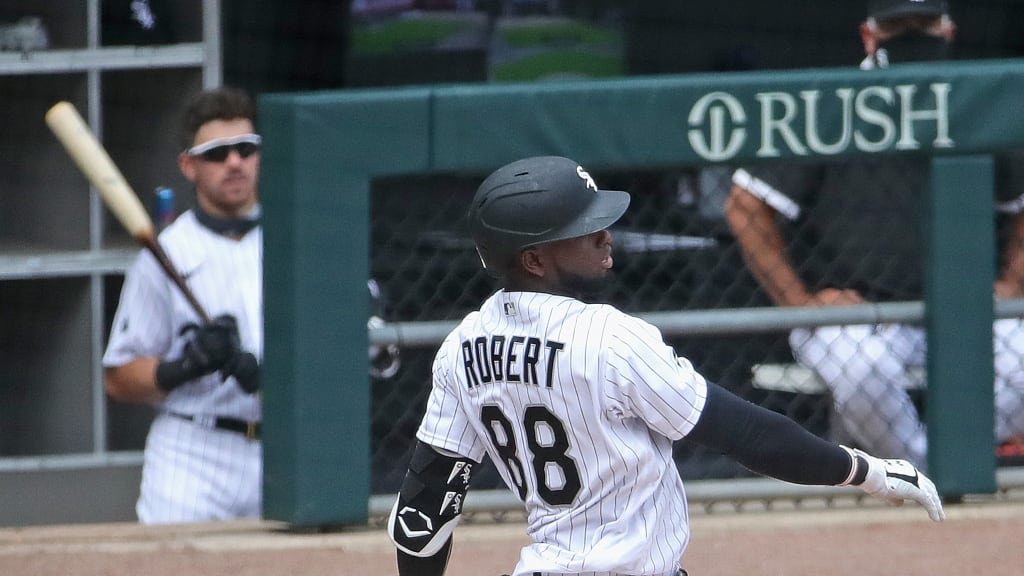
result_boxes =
[418,290,708,576]
[103,209,262,522]
[104,210,262,420]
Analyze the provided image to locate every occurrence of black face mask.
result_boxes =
[875,32,951,65]
[193,202,260,237]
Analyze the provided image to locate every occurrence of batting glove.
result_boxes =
[156,315,241,392]
[842,446,945,522]
[222,350,261,394]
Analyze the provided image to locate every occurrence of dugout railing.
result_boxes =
[259,58,1024,527]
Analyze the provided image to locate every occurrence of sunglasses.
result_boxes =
[187,134,262,162]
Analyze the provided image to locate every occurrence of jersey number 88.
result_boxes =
[481,404,583,506]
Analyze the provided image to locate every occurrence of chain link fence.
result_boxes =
[365,158,1024,496]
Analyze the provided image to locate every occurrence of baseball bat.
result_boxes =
[45,101,210,323]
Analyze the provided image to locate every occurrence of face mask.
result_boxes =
[875,31,951,65]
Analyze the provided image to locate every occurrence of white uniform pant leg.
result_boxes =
[137,414,263,524]
[994,317,1024,442]
[789,324,928,469]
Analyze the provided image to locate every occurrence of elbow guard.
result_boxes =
[388,441,476,559]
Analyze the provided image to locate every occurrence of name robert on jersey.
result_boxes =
[461,335,565,389]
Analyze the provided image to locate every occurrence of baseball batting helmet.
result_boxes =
[467,156,631,275]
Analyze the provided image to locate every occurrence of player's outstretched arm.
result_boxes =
[686,382,944,521]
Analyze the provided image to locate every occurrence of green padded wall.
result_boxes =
[927,157,997,497]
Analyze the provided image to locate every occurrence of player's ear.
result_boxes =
[178,152,198,183]
[520,247,546,278]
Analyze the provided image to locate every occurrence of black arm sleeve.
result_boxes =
[685,381,854,485]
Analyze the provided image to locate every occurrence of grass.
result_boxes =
[351,18,474,54]
[500,20,617,47]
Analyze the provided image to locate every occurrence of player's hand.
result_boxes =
[810,288,865,306]
[853,448,945,521]
[180,314,241,374]
[156,315,242,392]
[222,350,261,394]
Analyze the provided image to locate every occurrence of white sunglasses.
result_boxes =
[187,134,262,162]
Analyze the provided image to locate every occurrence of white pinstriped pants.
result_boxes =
[789,318,1024,470]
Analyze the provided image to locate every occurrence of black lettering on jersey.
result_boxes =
[544,340,564,388]
[474,336,491,384]
[461,339,479,388]
[490,336,506,381]
[460,334,565,389]
[522,337,541,385]
[505,336,524,383]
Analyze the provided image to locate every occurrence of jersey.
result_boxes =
[418,289,708,576]
[103,209,263,522]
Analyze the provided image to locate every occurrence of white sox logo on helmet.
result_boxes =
[576,165,597,191]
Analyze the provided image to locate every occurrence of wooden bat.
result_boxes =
[45,101,210,323]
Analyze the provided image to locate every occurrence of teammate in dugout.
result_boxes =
[725,0,1024,471]
[103,87,264,523]
[388,155,945,576]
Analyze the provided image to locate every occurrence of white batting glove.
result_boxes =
[841,447,945,522]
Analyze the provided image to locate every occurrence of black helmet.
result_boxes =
[467,156,631,275]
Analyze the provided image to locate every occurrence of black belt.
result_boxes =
[167,411,261,440]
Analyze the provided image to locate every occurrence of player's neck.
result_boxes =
[502,280,581,300]
[193,202,261,239]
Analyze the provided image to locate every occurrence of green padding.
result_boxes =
[429,60,1024,170]
[271,88,435,175]
[260,97,382,525]
[926,156,996,496]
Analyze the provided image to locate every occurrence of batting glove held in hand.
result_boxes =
[156,315,242,393]
[181,315,241,372]
[222,351,260,394]
[841,446,945,521]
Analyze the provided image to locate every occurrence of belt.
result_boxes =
[167,411,261,440]
[531,571,685,576]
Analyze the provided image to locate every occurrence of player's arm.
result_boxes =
[105,315,245,402]
[725,175,812,307]
[104,359,164,404]
[995,211,1024,298]
[686,382,944,521]
[995,151,1024,298]
[388,440,478,576]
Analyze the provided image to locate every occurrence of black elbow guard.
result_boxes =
[388,441,476,561]
[397,535,453,576]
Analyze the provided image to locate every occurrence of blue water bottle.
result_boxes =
[154,186,175,231]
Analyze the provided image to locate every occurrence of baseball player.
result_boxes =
[103,87,263,524]
[388,156,944,576]
[725,0,1024,470]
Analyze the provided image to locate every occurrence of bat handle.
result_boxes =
[139,234,211,324]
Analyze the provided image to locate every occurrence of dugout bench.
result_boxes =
[752,362,925,447]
